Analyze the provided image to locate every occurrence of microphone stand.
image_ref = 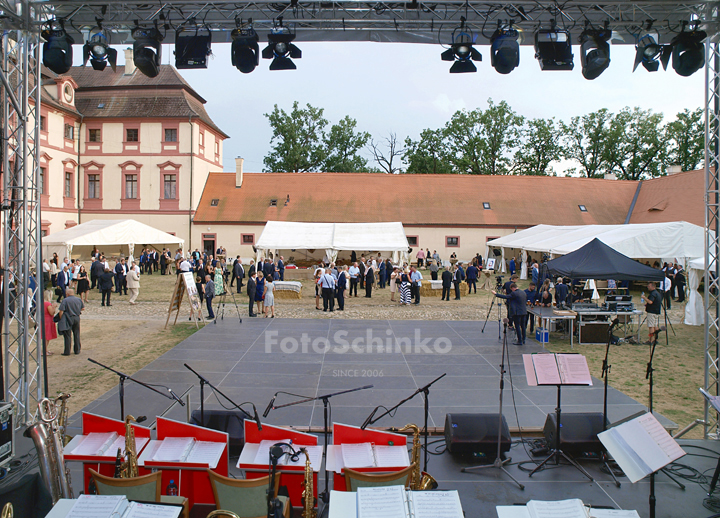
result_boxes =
[184,363,255,425]
[88,358,183,420]
[272,385,373,504]
[361,373,446,474]
[601,319,621,488]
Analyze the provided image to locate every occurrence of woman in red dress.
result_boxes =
[44,301,58,355]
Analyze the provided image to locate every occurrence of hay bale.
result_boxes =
[274,288,302,300]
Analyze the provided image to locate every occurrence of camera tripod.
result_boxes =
[481,280,504,340]
[214,276,242,324]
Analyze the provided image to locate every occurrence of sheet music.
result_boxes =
[70,432,119,456]
[252,439,292,465]
[185,441,225,467]
[526,499,588,518]
[356,485,408,518]
[531,354,562,385]
[557,354,593,385]
[284,445,324,469]
[342,442,376,468]
[589,511,640,518]
[374,445,410,468]
[106,435,149,458]
[496,506,531,518]
[152,437,195,462]
[126,502,182,518]
[409,490,463,518]
[523,355,538,387]
[68,494,127,517]
[637,413,685,461]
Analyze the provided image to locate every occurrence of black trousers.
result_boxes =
[442,286,451,300]
[411,284,420,304]
[206,296,215,319]
[350,278,358,296]
[453,282,461,299]
[467,279,477,293]
[360,274,365,289]
[511,314,527,343]
[365,282,372,298]
[431,271,438,281]
[90,274,96,290]
[62,321,81,355]
[249,296,255,316]
[677,284,686,303]
[237,278,244,293]
[337,288,345,310]
[101,289,111,306]
[322,287,334,311]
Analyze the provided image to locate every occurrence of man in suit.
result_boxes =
[56,264,69,302]
[277,256,285,281]
[358,257,366,290]
[263,259,273,281]
[204,274,216,320]
[99,267,114,306]
[247,271,257,317]
[493,283,528,345]
[441,266,453,301]
[90,256,103,290]
[160,249,167,275]
[466,262,478,294]
[234,258,245,293]
[364,262,374,298]
[337,266,347,311]
[57,288,83,355]
[114,259,125,294]
[127,262,140,304]
[453,263,465,300]
[230,256,239,287]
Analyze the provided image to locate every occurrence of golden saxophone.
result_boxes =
[206,512,240,518]
[118,415,140,478]
[1,503,12,518]
[398,424,438,490]
[301,448,316,518]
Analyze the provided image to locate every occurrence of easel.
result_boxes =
[165,272,205,329]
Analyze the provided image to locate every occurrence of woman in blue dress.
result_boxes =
[255,271,265,316]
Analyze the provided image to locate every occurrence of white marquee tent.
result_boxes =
[43,219,184,260]
[255,221,410,264]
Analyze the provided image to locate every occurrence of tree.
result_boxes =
[513,117,563,175]
[322,116,371,172]
[560,108,614,178]
[666,107,704,172]
[263,102,328,172]
[369,132,404,174]
[605,107,667,180]
[403,128,454,174]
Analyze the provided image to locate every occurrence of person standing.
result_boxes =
[416,249,425,268]
[255,272,265,317]
[661,273,672,310]
[399,269,412,305]
[441,266,453,301]
[204,274,216,320]
[56,265,69,302]
[675,266,687,303]
[364,261,374,298]
[389,267,399,302]
[320,269,336,312]
[127,263,140,305]
[410,265,423,305]
[264,276,276,318]
[466,262,478,294]
[337,266,347,311]
[247,271,257,317]
[492,283,528,345]
[378,258,386,289]
[57,288,83,355]
[359,258,366,290]
[160,250,167,275]
[99,267,114,307]
[43,300,58,355]
[234,258,245,293]
[277,256,285,281]
[509,257,516,275]
[452,264,464,300]
[349,262,359,297]
[525,282,539,334]
[429,260,439,281]
[555,277,569,308]
[76,265,89,303]
[641,281,663,344]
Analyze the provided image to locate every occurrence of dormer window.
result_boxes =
[270,199,277,207]
[483,202,491,210]
[211,199,219,206]
[579,205,588,212]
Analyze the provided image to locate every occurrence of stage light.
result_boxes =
[441,18,482,73]
[490,25,519,74]
[132,24,164,78]
[262,19,301,71]
[534,26,574,71]
[579,27,611,80]
[670,27,706,77]
[83,29,117,72]
[231,20,259,73]
[175,23,212,69]
[42,19,74,75]
[632,31,670,73]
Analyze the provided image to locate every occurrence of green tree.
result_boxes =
[322,116,371,172]
[403,128,453,174]
[560,108,614,178]
[513,117,563,175]
[666,107,704,172]
[606,107,667,180]
[263,102,328,172]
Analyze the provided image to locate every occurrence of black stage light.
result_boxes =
[132,25,164,78]
[534,26,574,71]
[175,25,211,69]
[42,19,74,74]
[83,31,117,72]
[670,28,707,77]
[441,20,482,73]
[231,22,259,73]
[579,27,611,80]
[490,26,519,74]
[632,32,670,73]
[262,21,301,71]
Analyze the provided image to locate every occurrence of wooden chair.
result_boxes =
[206,470,290,518]
[89,469,162,501]
[343,463,415,492]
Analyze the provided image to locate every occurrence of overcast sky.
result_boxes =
[99,41,704,173]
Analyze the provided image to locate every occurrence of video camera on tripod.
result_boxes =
[495,275,504,289]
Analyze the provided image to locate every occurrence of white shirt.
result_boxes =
[180,260,191,272]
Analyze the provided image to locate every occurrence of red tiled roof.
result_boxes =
[68,65,202,100]
[194,172,640,227]
[629,169,704,227]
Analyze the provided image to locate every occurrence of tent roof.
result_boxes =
[547,239,665,281]
[487,221,707,260]
[255,221,409,252]
[43,220,184,248]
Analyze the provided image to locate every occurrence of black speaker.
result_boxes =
[190,410,245,456]
[444,413,511,456]
[543,412,606,455]
[578,323,610,344]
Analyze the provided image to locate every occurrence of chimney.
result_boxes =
[604,173,616,180]
[235,157,244,188]
[124,48,135,75]
[666,164,683,175]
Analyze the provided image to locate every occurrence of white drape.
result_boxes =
[583,279,600,302]
[685,268,704,326]
[520,250,528,280]
[325,248,338,264]
[501,248,506,273]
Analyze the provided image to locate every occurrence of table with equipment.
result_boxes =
[572,301,643,345]
[527,307,577,347]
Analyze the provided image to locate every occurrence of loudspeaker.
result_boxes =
[543,412,606,455]
[444,413,511,456]
[578,323,610,344]
[190,410,244,456]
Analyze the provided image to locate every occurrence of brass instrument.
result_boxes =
[301,448,316,518]
[118,415,140,478]
[1,503,12,518]
[56,393,71,446]
[398,424,438,490]
[206,512,240,518]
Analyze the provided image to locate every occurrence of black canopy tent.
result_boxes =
[546,238,665,282]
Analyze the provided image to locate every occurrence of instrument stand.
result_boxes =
[481,291,503,340]
[88,358,182,420]
[214,277,242,324]
[462,319,524,489]
[267,445,287,518]
[601,322,621,488]
[184,363,255,425]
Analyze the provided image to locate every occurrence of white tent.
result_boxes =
[687,256,707,326]
[255,221,410,264]
[43,219,184,260]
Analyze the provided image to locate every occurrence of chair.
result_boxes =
[206,470,290,518]
[343,463,415,492]
[89,469,161,501]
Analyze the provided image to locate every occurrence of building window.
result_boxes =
[64,123,74,140]
[407,236,418,247]
[87,174,100,199]
[126,128,139,142]
[64,172,72,197]
[242,234,255,245]
[199,132,204,146]
[579,204,588,212]
[269,199,277,207]
[40,116,46,131]
[39,167,46,194]
[210,198,219,206]
[164,128,177,142]
[163,174,177,199]
[483,202,491,210]
[446,236,459,247]
[215,141,219,153]
[125,174,138,199]
[88,129,101,142]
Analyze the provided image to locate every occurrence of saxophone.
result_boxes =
[301,448,316,518]
[398,424,438,490]
[118,415,140,478]
[1,503,12,518]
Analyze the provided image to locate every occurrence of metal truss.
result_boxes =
[33,1,707,44]
[1,0,45,428]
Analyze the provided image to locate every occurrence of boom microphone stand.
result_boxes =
[462,319,524,489]
[601,318,621,488]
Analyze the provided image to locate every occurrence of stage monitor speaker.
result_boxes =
[543,412,606,455]
[445,413,511,457]
[579,323,610,344]
[190,410,244,456]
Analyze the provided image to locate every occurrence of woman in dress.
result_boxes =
[264,277,276,318]
[399,269,412,305]
[389,267,398,302]
[255,271,265,316]
[44,301,58,355]
[76,265,89,303]
[214,264,224,296]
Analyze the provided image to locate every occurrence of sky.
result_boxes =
[93,41,705,173]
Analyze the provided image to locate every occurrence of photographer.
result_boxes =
[502,274,518,327]
[492,283,528,345]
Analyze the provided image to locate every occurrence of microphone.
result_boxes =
[168,388,186,406]
[608,317,619,331]
[263,395,276,418]
[252,403,263,431]
[136,416,147,423]
[361,407,378,430]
